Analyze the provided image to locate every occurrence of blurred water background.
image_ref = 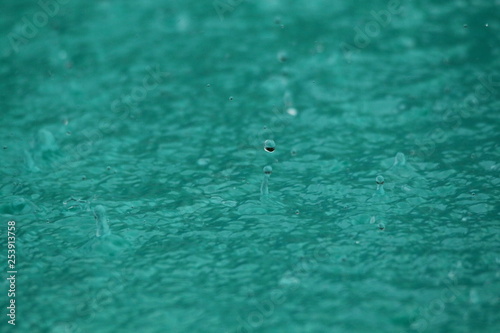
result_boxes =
[0,0,499,332]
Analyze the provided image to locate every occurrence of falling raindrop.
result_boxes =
[264,139,276,153]
[94,205,110,238]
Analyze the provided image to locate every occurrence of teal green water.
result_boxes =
[1,0,499,332]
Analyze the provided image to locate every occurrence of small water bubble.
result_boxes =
[106,166,111,171]
[295,210,300,215]
[229,96,233,101]
[378,223,385,230]
[277,51,287,62]
[375,175,385,185]
[82,175,87,180]
[290,149,297,156]
[485,23,489,27]
[263,165,272,175]
[264,139,276,153]
[206,84,211,87]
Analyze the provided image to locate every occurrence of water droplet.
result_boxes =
[286,108,297,116]
[264,139,276,153]
[394,152,406,166]
[261,166,272,195]
[94,205,110,238]
[375,175,385,195]
[277,51,287,62]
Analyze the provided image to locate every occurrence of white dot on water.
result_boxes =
[286,107,297,116]
[264,139,276,153]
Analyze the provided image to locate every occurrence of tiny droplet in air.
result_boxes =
[264,139,276,153]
